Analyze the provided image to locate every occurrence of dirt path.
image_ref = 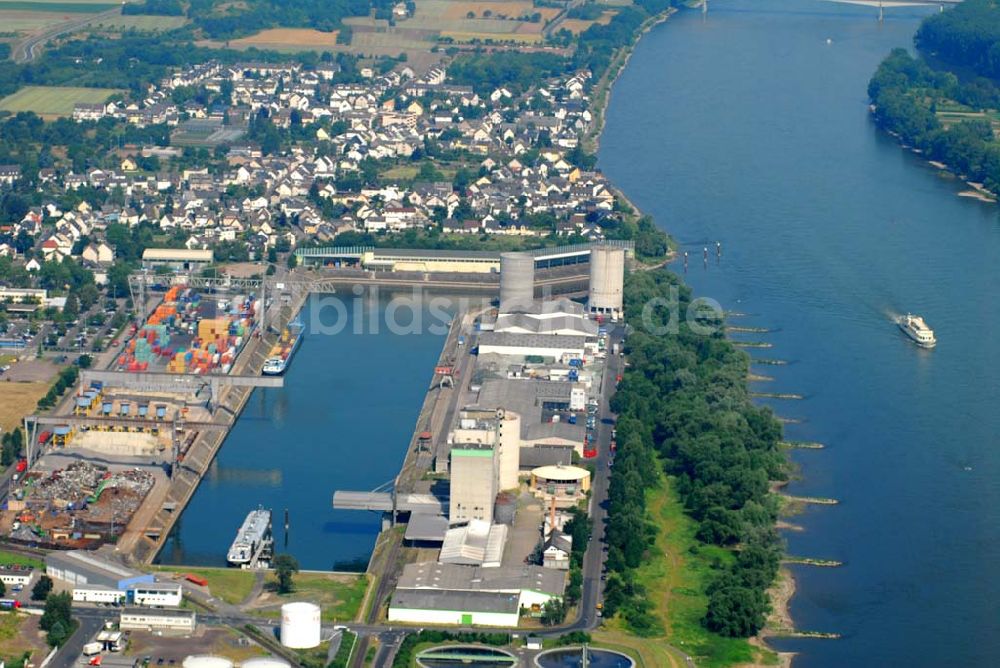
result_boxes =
[239,570,267,608]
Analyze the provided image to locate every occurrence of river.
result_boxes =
[157,293,449,571]
[599,1,1000,665]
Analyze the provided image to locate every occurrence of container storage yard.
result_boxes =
[117,286,259,375]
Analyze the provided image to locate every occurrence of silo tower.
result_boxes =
[589,246,625,318]
[499,252,535,313]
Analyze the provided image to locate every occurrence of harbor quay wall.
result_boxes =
[124,288,311,565]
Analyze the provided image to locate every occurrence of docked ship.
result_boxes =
[897,314,936,348]
[227,507,273,568]
[262,321,303,376]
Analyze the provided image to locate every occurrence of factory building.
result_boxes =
[120,607,196,633]
[0,566,34,587]
[73,587,127,604]
[498,252,535,312]
[396,561,565,614]
[449,445,498,525]
[493,298,597,337]
[588,246,625,318]
[440,520,508,567]
[448,408,521,496]
[141,248,214,273]
[477,332,586,363]
[131,582,184,607]
[387,590,521,627]
[363,248,499,273]
[46,551,154,590]
[73,581,183,606]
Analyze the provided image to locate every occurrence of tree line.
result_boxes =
[869,47,1000,194]
[604,269,787,638]
[915,0,1000,80]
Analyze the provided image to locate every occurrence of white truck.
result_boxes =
[82,642,102,656]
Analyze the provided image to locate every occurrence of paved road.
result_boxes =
[49,615,105,668]
[13,8,121,63]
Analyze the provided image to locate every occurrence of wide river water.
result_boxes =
[599,0,1000,665]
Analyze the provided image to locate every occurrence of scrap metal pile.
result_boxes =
[7,462,155,545]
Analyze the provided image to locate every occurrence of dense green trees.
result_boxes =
[32,575,53,601]
[39,591,74,647]
[869,1,1000,194]
[123,0,184,15]
[448,52,570,95]
[188,0,387,39]
[573,0,674,80]
[603,270,786,638]
[869,47,1000,194]
[273,553,299,594]
[37,365,80,410]
[1,429,23,467]
[915,0,1000,79]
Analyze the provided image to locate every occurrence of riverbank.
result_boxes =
[590,8,798,661]
[882,127,998,204]
[585,7,677,155]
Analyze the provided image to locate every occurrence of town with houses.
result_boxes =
[0,59,619,282]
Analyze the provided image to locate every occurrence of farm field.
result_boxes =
[86,14,187,31]
[0,9,85,32]
[0,1,117,12]
[0,85,120,117]
[0,0,118,36]
[420,0,559,21]
[342,0,554,48]
[560,10,617,34]
[230,27,340,49]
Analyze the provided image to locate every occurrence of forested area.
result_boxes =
[604,270,786,637]
[186,0,387,38]
[123,0,184,15]
[572,0,674,79]
[915,0,1000,79]
[447,52,570,95]
[869,46,1000,193]
[0,34,359,100]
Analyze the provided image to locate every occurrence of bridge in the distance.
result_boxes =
[823,0,962,21]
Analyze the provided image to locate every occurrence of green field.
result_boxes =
[599,479,775,668]
[0,1,117,11]
[252,572,368,623]
[0,549,44,570]
[151,566,257,606]
[0,86,120,117]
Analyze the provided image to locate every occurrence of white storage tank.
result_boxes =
[589,246,625,316]
[241,658,291,668]
[499,252,535,313]
[183,657,233,668]
[280,602,321,649]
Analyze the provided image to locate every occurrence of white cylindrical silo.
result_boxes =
[241,658,291,668]
[499,252,535,313]
[183,657,233,668]
[280,602,321,649]
[589,246,625,315]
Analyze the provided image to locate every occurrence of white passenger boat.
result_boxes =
[897,314,936,348]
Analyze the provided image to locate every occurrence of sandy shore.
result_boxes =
[741,567,797,668]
